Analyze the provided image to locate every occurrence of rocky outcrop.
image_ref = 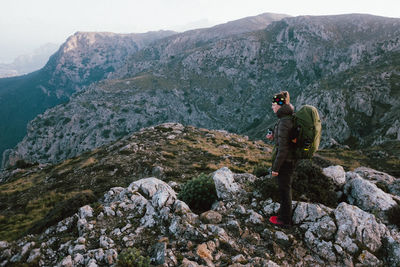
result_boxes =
[1,165,399,266]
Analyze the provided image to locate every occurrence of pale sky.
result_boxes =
[1,0,399,62]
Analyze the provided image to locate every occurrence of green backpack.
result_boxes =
[292,105,322,159]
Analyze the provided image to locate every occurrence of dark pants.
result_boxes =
[276,160,296,224]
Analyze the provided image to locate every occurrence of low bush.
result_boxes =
[253,175,280,202]
[254,159,339,207]
[117,247,151,267]
[292,159,338,207]
[15,160,37,169]
[178,173,217,213]
[253,163,270,178]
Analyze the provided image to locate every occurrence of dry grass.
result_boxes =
[80,157,97,168]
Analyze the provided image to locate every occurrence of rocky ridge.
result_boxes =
[1,163,399,266]
[3,14,400,168]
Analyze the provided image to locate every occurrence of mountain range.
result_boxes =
[1,13,400,170]
[0,43,59,78]
[0,30,176,166]
[1,12,400,266]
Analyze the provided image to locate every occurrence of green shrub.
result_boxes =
[117,247,151,267]
[178,173,217,213]
[62,117,71,125]
[102,129,111,138]
[15,160,37,169]
[254,159,339,207]
[253,164,270,177]
[253,175,279,201]
[386,204,400,228]
[292,159,338,208]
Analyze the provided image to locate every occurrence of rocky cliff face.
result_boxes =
[43,30,177,97]
[0,30,176,166]
[3,14,400,168]
[0,125,399,266]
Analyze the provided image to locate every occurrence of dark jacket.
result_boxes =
[272,104,296,172]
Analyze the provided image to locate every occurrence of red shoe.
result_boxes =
[269,216,291,228]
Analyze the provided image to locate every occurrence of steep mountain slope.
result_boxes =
[296,50,400,147]
[0,30,176,165]
[4,14,400,168]
[0,123,272,242]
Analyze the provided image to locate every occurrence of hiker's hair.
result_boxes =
[279,91,290,104]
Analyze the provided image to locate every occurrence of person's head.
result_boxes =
[271,91,290,113]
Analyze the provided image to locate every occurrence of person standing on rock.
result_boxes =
[266,91,296,228]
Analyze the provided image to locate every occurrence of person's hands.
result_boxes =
[271,171,279,177]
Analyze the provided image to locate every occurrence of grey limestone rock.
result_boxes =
[292,202,333,225]
[59,255,73,267]
[356,250,382,266]
[323,165,346,187]
[26,248,41,263]
[200,210,223,224]
[212,167,240,200]
[3,168,400,266]
[344,172,396,213]
[334,202,388,253]
[79,205,93,219]
[355,166,400,197]
[151,242,167,265]
[130,177,176,204]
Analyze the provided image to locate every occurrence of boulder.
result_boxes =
[334,202,388,253]
[357,250,382,266]
[354,167,396,184]
[212,167,240,200]
[200,210,222,224]
[129,178,176,202]
[355,167,400,197]
[79,205,93,219]
[344,172,396,213]
[323,165,346,186]
[292,202,333,225]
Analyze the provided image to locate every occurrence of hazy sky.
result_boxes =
[1,0,399,62]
